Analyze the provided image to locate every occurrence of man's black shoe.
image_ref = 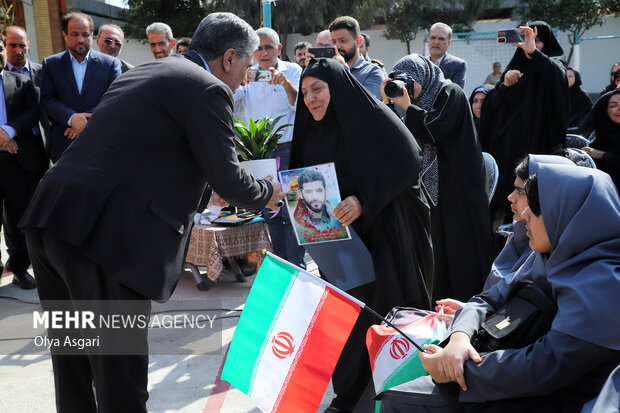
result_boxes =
[12,271,36,289]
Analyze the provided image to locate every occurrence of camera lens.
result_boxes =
[385,79,405,98]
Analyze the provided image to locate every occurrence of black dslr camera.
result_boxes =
[384,74,416,98]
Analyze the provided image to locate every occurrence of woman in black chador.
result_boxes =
[479,21,569,229]
[289,58,433,412]
[581,90,620,190]
[567,67,592,129]
[384,53,492,304]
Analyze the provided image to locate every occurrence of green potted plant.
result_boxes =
[232,115,292,180]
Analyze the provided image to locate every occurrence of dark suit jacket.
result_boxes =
[119,59,134,73]
[2,71,44,173]
[29,61,52,156]
[40,49,121,162]
[21,53,274,302]
[5,61,50,174]
[439,52,467,89]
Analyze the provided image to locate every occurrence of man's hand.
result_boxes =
[269,67,288,86]
[70,112,91,133]
[304,46,345,67]
[269,68,298,105]
[503,70,523,87]
[381,78,410,110]
[581,146,605,159]
[265,180,286,210]
[514,23,537,57]
[1,139,18,154]
[64,127,80,140]
[0,128,12,148]
[333,195,363,226]
[419,332,481,391]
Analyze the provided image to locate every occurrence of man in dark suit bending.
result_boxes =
[40,12,121,162]
[20,12,283,413]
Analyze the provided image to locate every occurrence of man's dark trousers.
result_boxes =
[0,153,35,276]
[26,228,150,413]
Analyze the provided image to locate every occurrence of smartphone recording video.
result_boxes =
[250,70,273,82]
[307,47,336,58]
[497,28,526,44]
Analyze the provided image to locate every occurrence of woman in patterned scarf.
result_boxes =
[383,53,493,303]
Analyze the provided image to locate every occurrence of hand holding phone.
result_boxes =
[307,47,336,58]
[249,69,273,82]
[497,28,525,44]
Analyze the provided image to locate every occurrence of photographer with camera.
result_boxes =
[381,53,492,304]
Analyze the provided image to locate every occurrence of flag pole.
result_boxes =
[363,306,427,353]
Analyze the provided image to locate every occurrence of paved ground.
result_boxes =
[0,233,336,413]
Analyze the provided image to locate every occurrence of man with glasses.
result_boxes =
[40,12,121,162]
[97,24,133,73]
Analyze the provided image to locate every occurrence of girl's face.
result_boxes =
[608,94,620,125]
[567,69,575,88]
[522,206,552,253]
[471,92,486,119]
[507,177,528,222]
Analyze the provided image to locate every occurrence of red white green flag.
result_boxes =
[366,312,446,398]
[221,253,363,413]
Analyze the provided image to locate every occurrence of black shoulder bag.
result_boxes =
[470,279,557,352]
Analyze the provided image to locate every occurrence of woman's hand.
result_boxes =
[333,195,363,226]
[514,23,537,57]
[419,332,481,391]
[380,79,410,110]
[503,69,523,87]
[435,298,466,314]
[582,146,605,159]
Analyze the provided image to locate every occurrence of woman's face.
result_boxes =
[610,64,620,83]
[535,37,544,51]
[608,94,620,125]
[522,206,552,253]
[301,76,331,121]
[471,92,486,119]
[507,177,527,222]
[567,69,575,88]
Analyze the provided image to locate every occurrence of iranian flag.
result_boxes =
[221,253,363,413]
[366,312,446,399]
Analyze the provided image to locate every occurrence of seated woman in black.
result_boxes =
[580,90,620,191]
[290,58,434,412]
[378,162,620,412]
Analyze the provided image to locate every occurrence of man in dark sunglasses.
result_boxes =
[96,24,133,73]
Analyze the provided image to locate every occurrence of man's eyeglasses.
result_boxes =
[103,38,122,48]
